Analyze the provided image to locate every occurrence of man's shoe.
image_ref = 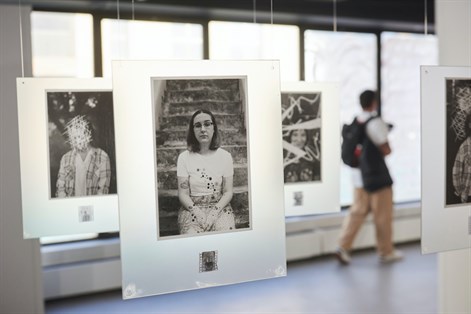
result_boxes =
[380,249,404,263]
[335,247,351,265]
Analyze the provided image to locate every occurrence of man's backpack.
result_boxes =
[341,117,374,167]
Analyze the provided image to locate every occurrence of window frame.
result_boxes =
[30,5,434,245]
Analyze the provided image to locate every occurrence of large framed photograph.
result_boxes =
[16,78,119,238]
[113,60,286,299]
[421,66,471,253]
[281,82,340,216]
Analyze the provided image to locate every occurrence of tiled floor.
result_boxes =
[46,242,437,313]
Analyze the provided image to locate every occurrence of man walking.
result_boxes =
[336,90,403,264]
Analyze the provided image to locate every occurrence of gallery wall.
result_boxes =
[436,0,471,312]
[0,4,44,313]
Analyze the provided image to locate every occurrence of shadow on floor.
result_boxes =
[46,242,437,314]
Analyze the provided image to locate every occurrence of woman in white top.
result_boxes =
[177,109,235,235]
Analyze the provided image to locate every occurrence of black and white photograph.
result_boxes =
[47,91,117,199]
[17,78,119,238]
[421,66,471,253]
[281,82,339,217]
[446,78,471,206]
[293,191,304,206]
[153,78,250,238]
[113,60,286,298]
[199,251,218,272]
[281,92,322,183]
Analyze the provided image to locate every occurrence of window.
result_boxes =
[381,32,438,203]
[209,21,300,81]
[31,11,94,78]
[305,30,377,205]
[101,19,204,77]
[31,11,96,244]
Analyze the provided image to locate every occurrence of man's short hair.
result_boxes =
[359,90,377,109]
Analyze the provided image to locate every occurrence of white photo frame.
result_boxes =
[421,66,471,254]
[113,60,287,299]
[16,78,119,238]
[281,82,340,216]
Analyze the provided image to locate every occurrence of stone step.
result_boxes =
[158,187,249,237]
[157,128,247,148]
[160,113,244,130]
[157,164,248,190]
[165,89,240,104]
[163,100,242,116]
[156,145,248,169]
[166,79,240,92]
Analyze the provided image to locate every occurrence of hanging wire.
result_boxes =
[270,0,274,65]
[117,0,120,21]
[424,0,428,35]
[18,0,25,77]
[116,0,122,60]
[132,0,135,21]
[333,0,337,32]
[253,0,256,23]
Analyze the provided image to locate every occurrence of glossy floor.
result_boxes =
[46,242,437,313]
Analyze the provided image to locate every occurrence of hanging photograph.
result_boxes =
[281,82,340,217]
[154,79,250,239]
[47,91,117,199]
[445,78,471,206]
[421,66,471,254]
[282,92,321,183]
[113,60,286,299]
[16,78,119,238]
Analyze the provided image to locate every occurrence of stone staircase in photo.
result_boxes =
[156,79,249,237]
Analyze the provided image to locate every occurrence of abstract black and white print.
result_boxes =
[281,92,321,184]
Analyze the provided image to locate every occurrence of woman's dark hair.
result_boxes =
[187,109,220,152]
[288,129,308,147]
[359,90,377,109]
[466,113,471,137]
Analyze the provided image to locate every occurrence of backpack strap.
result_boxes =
[359,115,378,140]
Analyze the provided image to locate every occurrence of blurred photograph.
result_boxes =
[281,92,322,183]
[446,78,471,206]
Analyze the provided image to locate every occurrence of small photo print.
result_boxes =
[281,92,321,184]
[153,78,250,239]
[78,205,94,222]
[47,91,117,199]
[293,191,304,206]
[445,79,471,206]
[199,251,218,272]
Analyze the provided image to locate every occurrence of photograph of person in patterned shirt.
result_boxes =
[55,115,111,198]
[47,90,117,199]
[446,78,471,205]
[452,113,471,204]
